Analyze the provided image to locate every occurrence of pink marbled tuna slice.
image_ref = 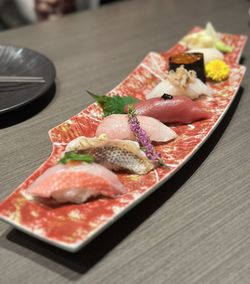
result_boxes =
[128,96,211,124]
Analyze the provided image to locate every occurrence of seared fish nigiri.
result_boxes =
[66,135,154,175]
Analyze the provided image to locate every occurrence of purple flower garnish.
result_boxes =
[128,108,166,167]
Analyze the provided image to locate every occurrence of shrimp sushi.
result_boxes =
[27,163,125,203]
[96,114,177,142]
[66,135,154,175]
[147,65,213,100]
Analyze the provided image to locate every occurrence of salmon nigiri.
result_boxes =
[126,95,210,124]
[96,114,177,142]
[27,163,125,203]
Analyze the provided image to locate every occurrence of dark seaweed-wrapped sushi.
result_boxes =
[169,52,206,83]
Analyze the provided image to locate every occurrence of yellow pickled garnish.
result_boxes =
[205,59,230,81]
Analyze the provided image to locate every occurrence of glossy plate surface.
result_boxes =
[0,45,56,114]
[0,28,247,252]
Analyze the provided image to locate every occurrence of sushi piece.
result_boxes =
[126,94,210,124]
[65,135,154,175]
[147,66,213,100]
[96,114,177,142]
[187,48,224,64]
[169,52,206,83]
[27,163,125,203]
[181,23,217,49]
[181,22,233,52]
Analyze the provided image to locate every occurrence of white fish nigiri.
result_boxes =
[147,65,213,100]
[187,48,223,64]
[96,114,177,142]
[147,79,213,100]
[27,163,125,203]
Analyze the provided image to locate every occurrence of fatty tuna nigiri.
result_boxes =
[127,95,210,124]
[96,114,177,142]
[27,163,125,203]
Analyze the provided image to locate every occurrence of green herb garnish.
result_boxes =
[87,90,139,117]
[59,151,94,164]
[215,40,233,53]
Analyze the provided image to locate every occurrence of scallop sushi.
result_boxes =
[27,163,125,203]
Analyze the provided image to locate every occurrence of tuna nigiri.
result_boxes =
[126,94,210,124]
[27,163,125,203]
[66,135,154,175]
[96,114,177,142]
[147,65,213,100]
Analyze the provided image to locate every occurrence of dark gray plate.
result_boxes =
[0,45,56,114]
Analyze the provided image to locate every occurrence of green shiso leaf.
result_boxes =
[59,152,94,164]
[87,90,139,117]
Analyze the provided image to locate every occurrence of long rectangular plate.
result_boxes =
[0,28,247,252]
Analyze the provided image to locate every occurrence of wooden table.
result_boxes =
[0,0,250,283]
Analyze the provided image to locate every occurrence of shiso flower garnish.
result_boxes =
[128,107,166,167]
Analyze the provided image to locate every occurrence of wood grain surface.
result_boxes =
[0,0,249,283]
